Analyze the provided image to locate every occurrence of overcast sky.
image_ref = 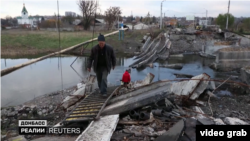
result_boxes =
[1,0,250,19]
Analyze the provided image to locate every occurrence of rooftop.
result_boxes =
[22,4,28,14]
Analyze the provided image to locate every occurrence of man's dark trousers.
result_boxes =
[96,67,108,94]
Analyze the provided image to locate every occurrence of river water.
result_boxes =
[1,54,215,107]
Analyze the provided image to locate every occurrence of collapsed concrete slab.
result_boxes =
[109,81,170,105]
[101,82,172,115]
[171,73,210,100]
[75,114,119,141]
[130,32,171,68]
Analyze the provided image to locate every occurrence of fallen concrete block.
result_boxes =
[223,117,249,125]
[132,73,155,88]
[213,118,226,125]
[192,106,208,119]
[197,117,215,125]
[75,114,119,141]
[61,86,86,109]
[196,100,207,106]
[171,73,210,100]
[207,81,216,90]
[155,119,185,141]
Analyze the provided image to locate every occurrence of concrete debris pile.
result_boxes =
[75,73,249,141]
[60,74,96,109]
[2,72,249,141]
[129,32,171,68]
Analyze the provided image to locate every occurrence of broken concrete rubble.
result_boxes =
[110,81,170,104]
[131,73,155,88]
[223,117,249,125]
[171,73,210,100]
[102,82,172,115]
[155,120,185,141]
[75,114,119,141]
[159,63,183,69]
[60,74,96,109]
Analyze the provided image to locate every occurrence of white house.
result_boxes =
[17,4,43,28]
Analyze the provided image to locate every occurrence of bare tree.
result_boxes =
[77,0,98,30]
[104,7,122,30]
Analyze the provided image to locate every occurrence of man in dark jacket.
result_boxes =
[87,34,116,97]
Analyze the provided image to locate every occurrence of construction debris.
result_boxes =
[101,82,172,115]
[61,74,96,109]
[223,117,249,125]
[171,73,210,100]
[159,63,183,69]
[154,120,185,141]
[130,32,171,68]
[75,114,119,141]
[174,73,194,78]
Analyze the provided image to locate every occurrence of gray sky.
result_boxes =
[1,0,250,19]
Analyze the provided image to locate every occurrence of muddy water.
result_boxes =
[1,55,215,107]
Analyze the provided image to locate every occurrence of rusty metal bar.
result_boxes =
[161,78,250,87]
[94,87,120,120]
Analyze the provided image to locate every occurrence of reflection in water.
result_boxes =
[1,55,215,107]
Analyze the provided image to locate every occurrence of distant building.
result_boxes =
[198,17,213,26]
[73,19,81,25]
[165,19,177,26]
[17,4,43,28]
[65,11,76,17]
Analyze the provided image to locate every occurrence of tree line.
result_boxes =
[216,13,250,33]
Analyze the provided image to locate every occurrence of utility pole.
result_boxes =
[163,13,165,28]
[206,10,207,27]
[226,0,230,30]
[160,0,165,29]
[118,13,119,29]
[160,2,162,29]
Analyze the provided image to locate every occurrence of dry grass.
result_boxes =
[1,29,110,50]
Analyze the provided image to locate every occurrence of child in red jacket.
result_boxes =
[122,69,131,88]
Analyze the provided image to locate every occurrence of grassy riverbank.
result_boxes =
[1,29,111,49]
[1,28,161,58]
[1,29,109,57]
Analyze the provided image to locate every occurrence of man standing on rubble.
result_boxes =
[87,34,116,97]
